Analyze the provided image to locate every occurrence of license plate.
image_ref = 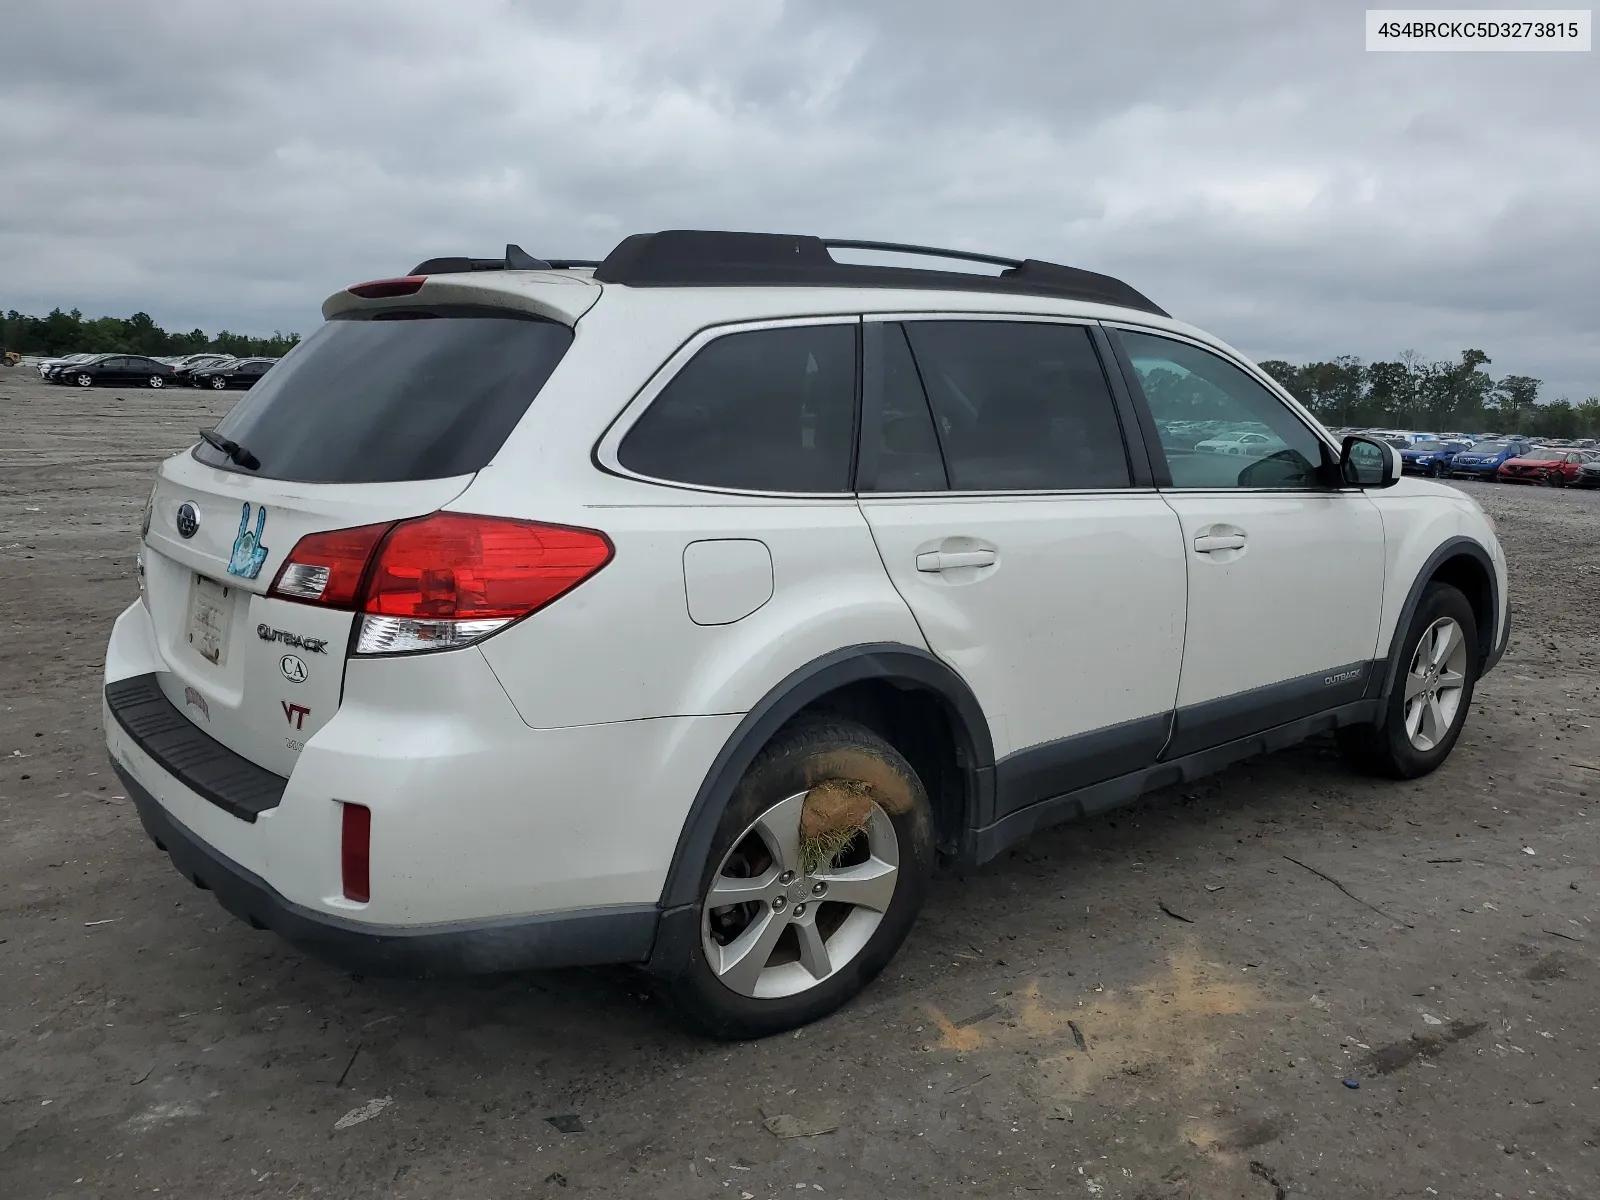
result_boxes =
[187,575,234,666]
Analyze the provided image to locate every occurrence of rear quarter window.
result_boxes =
[193,311,573,484]
[616,323,858,493]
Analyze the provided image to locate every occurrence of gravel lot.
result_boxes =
[2,366,1598,1200]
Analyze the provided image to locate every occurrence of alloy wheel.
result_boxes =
[149,375,164,388]
[211,376,226,389]
[701,791,899,999]
[76,373,92,387]
[1403,616,1468,751]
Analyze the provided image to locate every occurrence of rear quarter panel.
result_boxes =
[451,291,930,729]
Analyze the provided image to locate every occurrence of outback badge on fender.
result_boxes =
[227,502,269,579]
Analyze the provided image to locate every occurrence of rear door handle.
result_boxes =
[916,549,998,572]
[1193,533,1247,553]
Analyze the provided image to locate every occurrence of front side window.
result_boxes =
[618,323,857,493]
[1117,330,1328,489]
[901,321,1131,491]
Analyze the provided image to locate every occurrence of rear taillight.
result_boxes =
[268,513,613,655]
[341,803,371,902]
[269,522,392,606]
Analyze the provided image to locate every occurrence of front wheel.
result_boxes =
[662,718,935,1038]
[148,375,164,389]
[210,376,227,389]
[75,373,93,387]
[1338,582,1478,778]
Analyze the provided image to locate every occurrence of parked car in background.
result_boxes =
[1498,447,1596,486]
[172,354,236,384]
[1575,458,1600,488]
[40,352,100,380]
[1399,438,1460,477]
[1448,438,1534,480]
[188,358,277,389]
[1194,430,1276,455]
[53,354,178,389]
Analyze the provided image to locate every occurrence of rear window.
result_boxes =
[194,311,573,483]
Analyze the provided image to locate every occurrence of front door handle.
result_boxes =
[1193,533,1247,553]
[916,549,998,572]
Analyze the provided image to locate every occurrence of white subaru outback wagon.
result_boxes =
[105,231,1509,1037]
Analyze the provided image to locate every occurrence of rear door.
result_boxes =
[855,317,1186,822]
[140,307,576,776]
[1108,327,1385,758]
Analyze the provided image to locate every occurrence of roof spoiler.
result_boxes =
[408,244,602,276]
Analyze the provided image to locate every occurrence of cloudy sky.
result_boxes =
[4,1,1596,398]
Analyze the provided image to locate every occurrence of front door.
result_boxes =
[855,318,1187,822]
[1110,327,1386,758]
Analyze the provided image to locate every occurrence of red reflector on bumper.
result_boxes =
[341,803,371,902]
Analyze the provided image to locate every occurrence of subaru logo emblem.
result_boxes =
[279,654,309,684]
[176,502,200,539]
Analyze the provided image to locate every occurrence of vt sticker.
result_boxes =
[281,701,310,730]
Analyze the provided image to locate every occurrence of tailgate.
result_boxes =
[142,452,471,776]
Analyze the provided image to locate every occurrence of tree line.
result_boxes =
[2,308,300,360]
[1258,349,1600,440]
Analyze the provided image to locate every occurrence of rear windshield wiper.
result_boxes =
[199,427,260,471]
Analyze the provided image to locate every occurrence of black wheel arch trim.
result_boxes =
[647,643,994,973]
[1369,536,1501,706]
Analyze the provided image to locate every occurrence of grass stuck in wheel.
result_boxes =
[798,779,876,874]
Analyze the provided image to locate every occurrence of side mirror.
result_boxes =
[1340,435,1399,488]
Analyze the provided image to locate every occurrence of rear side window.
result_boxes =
[860,323,948,492]
[194,312,573,483]
[902,321,1132,491]
[618,323,857,492]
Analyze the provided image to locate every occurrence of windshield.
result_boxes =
[1410,440,1446,451]
[194,310,573,483]
[1468,440,1508,451]
[1385,438,1410,448]
[1522,448,1562,461]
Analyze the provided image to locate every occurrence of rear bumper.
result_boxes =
[117,761,658,975]
[104,597,739,972]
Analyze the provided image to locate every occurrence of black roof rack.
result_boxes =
[404,231,1166,317]
[591,230,1167,316]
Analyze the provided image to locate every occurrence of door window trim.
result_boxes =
[593,315,865,501]
[854,313,1153,497]
[1102,321,1359,494]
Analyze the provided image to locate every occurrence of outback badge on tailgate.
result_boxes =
[227,502,269,579]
